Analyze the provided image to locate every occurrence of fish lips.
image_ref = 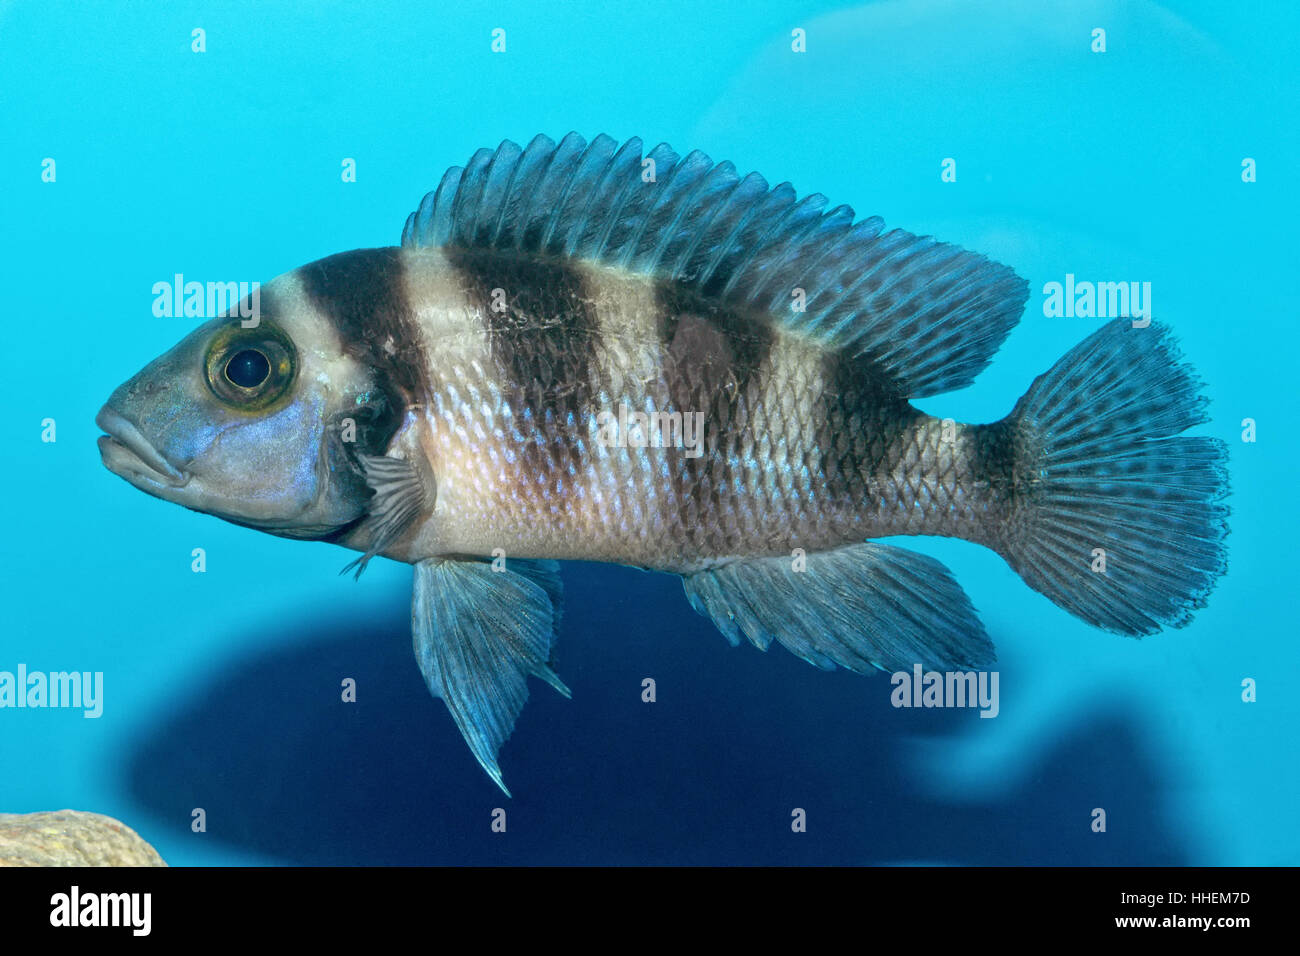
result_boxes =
[96,405,190,489]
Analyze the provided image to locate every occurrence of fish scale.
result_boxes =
[405,252,1006,572]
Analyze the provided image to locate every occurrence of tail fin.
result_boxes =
[999,318,1229,634]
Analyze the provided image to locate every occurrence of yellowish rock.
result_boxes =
[0,810,165,867]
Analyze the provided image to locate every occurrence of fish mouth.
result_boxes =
[96,406,189,487]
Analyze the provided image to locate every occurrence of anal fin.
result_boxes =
[682,542,994,673]
[412,558,568,795]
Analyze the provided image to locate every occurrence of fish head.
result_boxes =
[96,276,396,538]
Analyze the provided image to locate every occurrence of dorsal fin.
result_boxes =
[402,133,1029,398]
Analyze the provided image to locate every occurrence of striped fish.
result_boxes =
[97,133,1229,793]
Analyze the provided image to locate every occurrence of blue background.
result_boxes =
[1,0,1295,865]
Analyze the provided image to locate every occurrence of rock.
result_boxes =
[0,810,166,866]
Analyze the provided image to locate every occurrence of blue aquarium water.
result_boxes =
[1,0,1296,865]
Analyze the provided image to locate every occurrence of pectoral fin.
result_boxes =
[342,453,431,579]
[682,542,994,673]
[412,558,569,795]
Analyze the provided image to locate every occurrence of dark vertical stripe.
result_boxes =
[300,247,425,398]
[298,247,418,456]
[442,246,605,477]
[968,417,1022,547]
[651,281,777,553]
[816,351,915,525]
[653,281,775,408]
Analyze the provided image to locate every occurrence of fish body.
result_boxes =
[296,246,1010,572]
[98,133,1229,792]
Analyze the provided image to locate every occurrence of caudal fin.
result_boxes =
[999,318,1229,634]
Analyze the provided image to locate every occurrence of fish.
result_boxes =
[97,132,1230,793]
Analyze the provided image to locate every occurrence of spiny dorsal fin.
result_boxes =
[402,133,1029,398]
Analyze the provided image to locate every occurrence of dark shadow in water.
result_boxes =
[126,563,1189,864]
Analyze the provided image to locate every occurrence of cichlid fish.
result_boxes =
[97,133,1229,793]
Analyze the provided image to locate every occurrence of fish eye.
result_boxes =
[224,349,271,388]
[204,323,297,410]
